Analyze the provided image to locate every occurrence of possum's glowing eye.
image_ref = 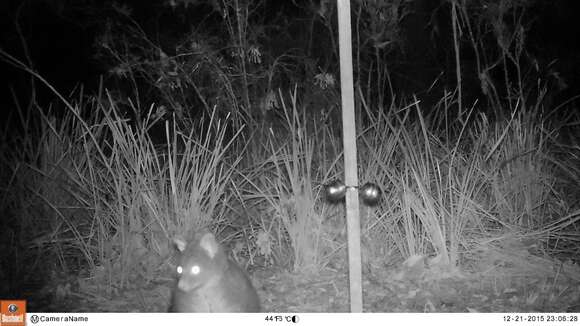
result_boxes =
[177,266,183,274]
[191,265,200,275]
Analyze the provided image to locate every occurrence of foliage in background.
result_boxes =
[0,51,242,291]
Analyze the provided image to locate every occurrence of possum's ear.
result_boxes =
[198,232,220,258]
[173,237,187,252]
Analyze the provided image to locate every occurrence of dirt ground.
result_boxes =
[25,233,580,313]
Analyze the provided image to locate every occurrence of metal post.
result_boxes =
[336,0,363,313]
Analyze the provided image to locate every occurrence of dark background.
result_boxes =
[1,0,579,117]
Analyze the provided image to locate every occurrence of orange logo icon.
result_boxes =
[1,300,26,326]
